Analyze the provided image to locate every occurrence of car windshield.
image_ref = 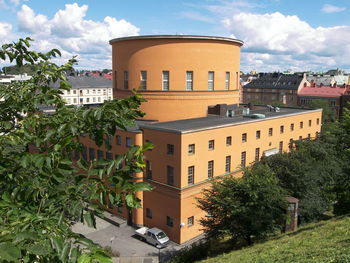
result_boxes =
[156,232,167,239]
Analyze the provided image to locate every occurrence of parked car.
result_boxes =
[135,227,169,248]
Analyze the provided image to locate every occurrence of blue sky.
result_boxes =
[1,0,350,72]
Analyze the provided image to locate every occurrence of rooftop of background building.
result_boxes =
[299,85,349,97]
[243,73,304,90]
[109,35,244,46]
[138,106,321,134]
[51,76,112,89]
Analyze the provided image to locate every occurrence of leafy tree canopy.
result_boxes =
[261,138,343,223]
[0,38,152,262]
[198,164,287,245]
[309,99,336,123]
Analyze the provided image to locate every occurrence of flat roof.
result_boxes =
[138,107,322,134]
[109,35,244,46]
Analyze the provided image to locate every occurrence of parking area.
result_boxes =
[71,216,184,262]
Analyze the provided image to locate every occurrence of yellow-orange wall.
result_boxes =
[141,109,322,243]
[111,37,242,121]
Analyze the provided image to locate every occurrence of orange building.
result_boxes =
[81,35,322,244]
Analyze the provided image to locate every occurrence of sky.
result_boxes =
[0,0,350,73]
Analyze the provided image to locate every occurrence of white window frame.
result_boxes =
[186,71,193,91]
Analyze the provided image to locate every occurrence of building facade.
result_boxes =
[80,35,322,244]
[242,73,308,106]
[55,76,113,105]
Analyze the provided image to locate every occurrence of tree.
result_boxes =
[0,38,152,262]
[309,99,336,123]
[198,164,287,245]
[261,139,343,223]
[328,107,350,215]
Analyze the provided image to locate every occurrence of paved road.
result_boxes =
[71,216,183,261]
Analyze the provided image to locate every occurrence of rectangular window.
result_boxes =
[290,123,294,131]
[162,71,169,91]
[89,148,96,161]
[309,120,312,127]
[299,135,302,140]
[255,148,260,162]
[186,71,193,91]
[146,208,152,219]
[242,133,247,143]
[188,166,194,185]
[167,166,174,186]
[208,140,215,150]
[116,135,121,145]
[208,71,214,91]
[114,71,117,89]
[126,137,132,147]
[166,216,174,227]
[225,156,231,173]
[269,128,273,137]
[188,144,195,155]
[208,160,214,179]
[279,141,283,153]
[146,160,152,179]
[226,136,232,146]
[241,151,246,168]
[225,72,230,90]
[188,216,194,227]
[82,146,87,161]
[300,121,304,129]
[97,150,104,160]
[289,138,294,150]
[256,130,261,139]
[317,118,320,125]
[124,71,129,89]
[167,144,174,155]
[140,70,147,90]
[280,125,284,134]
[86,98,90,103]
[106,152,113,160]
[308,133,311,139]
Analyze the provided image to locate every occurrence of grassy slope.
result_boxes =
[199,216,350,263]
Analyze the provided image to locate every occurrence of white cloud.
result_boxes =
[222,12,350,72]
[321,4,346,13]
[17,5,49,34]
[14,3,140,69]
[0,21,12,38]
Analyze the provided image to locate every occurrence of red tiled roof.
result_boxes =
[103,73,112,80]
[299,85,349,98]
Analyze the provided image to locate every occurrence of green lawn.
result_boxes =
[199,216,350,263]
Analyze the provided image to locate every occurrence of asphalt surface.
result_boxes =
[71,216,184,262]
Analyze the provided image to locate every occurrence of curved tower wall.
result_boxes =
[110,35,243,121]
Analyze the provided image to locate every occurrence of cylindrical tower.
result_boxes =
[110,35,243,122]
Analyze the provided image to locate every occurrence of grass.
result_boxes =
[198,216,350,263]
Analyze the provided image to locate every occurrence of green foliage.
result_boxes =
[309,99,336,123]
[0,38,152,262]
[198,216,350,263]
[2,63,40,75]
[330,108,350,215]
[261,139,343,223]
[198,164,287,245]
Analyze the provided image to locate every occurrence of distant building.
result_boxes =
[0,73,32,83]
[52,76,113,105]
[242,72,307,105]
[298,85,349,117]
[307,75,336,87]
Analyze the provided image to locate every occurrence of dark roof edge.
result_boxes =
[109,35,244,46]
